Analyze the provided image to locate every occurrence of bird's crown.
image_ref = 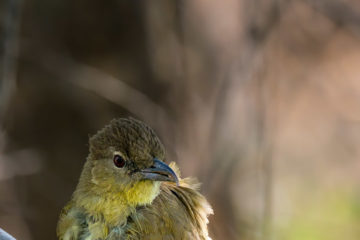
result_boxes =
[89,117,165,169]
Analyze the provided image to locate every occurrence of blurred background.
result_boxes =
[1,0,360,239]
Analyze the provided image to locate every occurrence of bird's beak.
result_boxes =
[140,158,179,186]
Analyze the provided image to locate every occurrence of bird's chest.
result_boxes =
[81,210,171,240]
[77,217,126,240]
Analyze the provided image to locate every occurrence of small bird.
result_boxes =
[57,118,213,240]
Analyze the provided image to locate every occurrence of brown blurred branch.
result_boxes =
[247,0,289,44]
[0,1,31,239]
[0,0,22,121]
[304,0,360,36]
[33,52,172,129]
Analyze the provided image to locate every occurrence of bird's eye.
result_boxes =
[113,155,125,168]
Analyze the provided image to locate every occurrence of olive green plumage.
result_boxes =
[57,118,213,240]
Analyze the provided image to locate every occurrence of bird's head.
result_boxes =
[75,118,178,209]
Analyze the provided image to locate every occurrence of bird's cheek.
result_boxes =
[91,166,106,183]
[129,171,144,182]
[91,164,116,188]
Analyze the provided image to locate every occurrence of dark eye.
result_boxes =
[113,155,125,168]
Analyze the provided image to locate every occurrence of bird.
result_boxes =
[57,117,213,240]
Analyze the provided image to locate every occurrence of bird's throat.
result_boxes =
[74,180,161,227]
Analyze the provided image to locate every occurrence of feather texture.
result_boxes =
[57,118,213,240]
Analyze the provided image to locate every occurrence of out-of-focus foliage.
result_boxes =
[1,0,360,239]
[276,190,360,240]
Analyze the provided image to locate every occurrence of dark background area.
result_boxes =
[1,0,360,239]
